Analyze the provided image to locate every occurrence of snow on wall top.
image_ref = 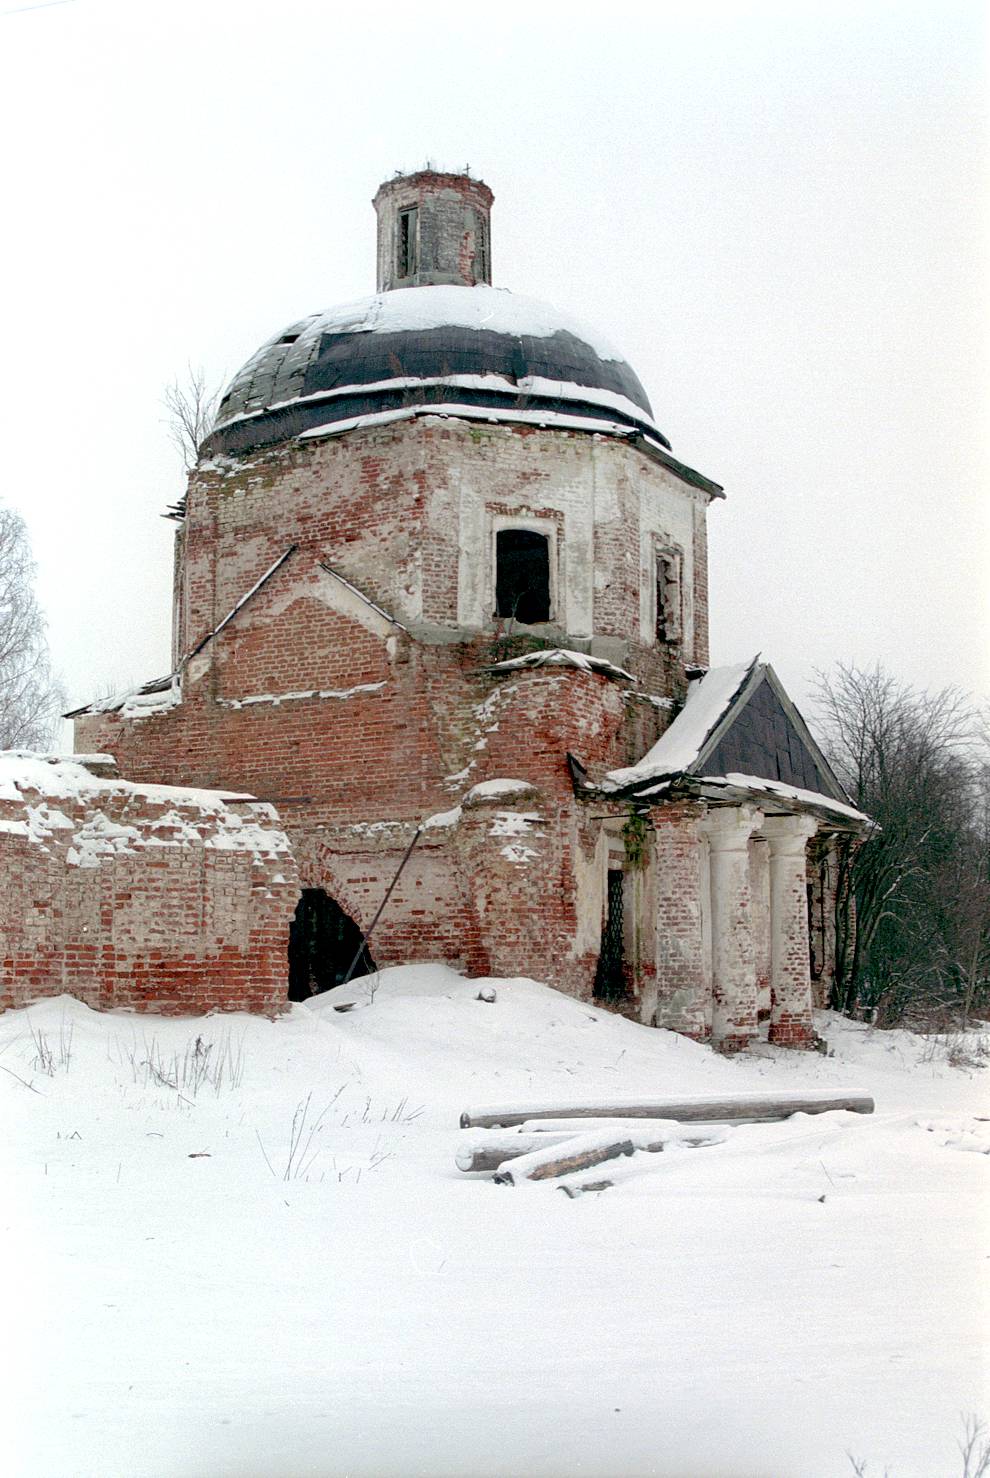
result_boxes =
[485,649,636,683]
[67,673,180,721]
[0,752,292,867]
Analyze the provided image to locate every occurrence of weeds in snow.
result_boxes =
[339,1095,424,1126]
[255,1088,402,1182]
[327,1145,392,1183]
[28,1016,74,1076]
[111,1029,246,1099]
[256,1088,344,1181]
[919,1030,990,1073]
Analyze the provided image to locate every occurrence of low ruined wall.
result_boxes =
[0,753,299,1016]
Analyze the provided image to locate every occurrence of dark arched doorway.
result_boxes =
[287,889,376,1001]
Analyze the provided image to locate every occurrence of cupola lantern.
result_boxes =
[373,169,494,292]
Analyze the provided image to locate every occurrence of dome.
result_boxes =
[203,284,669,458]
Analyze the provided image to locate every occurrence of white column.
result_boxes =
[700,805,763,1052]
[749,837,772,1020]
[763,815,819,1047]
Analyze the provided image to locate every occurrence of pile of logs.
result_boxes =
[456,1092,874,1192]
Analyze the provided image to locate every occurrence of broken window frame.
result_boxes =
[475,221,489,282]
[654,545,683,646]
[492,523,554,626]
[397,206,418,280]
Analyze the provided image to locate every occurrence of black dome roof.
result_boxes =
[203,285,668,457]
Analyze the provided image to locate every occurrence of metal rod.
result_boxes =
[341,826,423,985]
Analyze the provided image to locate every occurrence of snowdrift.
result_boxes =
[3,965,987,1477]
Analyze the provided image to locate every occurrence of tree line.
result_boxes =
[815,664,989,1028]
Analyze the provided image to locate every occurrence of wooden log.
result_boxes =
[520,1118,731,1148]
[460,1092,874,1130]
[559,1180,613,1198]
[494,1132,637,1185]
[456,1121,732,1174]
[455,1132,577,1173]
[520,1116,689,1135]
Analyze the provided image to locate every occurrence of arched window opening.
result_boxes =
[287,889,375,1001]
[495,528,551,624]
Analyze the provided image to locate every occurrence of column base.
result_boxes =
[674,1024,711,1043]
[713,1031,757,1055]
[768,1018,815,1048]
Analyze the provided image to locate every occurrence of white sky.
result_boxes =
[1,0,986,728]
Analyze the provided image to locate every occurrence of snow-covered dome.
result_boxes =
[204,283,666,458]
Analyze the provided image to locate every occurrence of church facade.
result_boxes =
[10,169,865,1049]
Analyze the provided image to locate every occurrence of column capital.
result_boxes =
[699,804,764,851]
[762,814,818,855]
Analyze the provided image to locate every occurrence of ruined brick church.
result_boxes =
[1,170,867,1050]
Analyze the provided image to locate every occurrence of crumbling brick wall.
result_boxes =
[0,755,299,1016]
[67,413,718,1017]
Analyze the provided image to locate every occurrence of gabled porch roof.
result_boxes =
[601,658,869,831]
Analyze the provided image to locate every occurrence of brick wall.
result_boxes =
[182,418,711,682]
[651,802,712,1038]
[64,412,721,1019]
[0,757,298,1016]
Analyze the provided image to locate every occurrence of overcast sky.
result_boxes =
[1,0,986,732]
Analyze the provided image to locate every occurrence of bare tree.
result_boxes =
[814,663,989,1025]
[0,505,64,749]
[162,364,222,471]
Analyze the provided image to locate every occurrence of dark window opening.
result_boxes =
[398,207,418,278]
[495,528,551,624]
[277,332,300,345]
[594,868,627,1001]
[287,888,375,1001]
[655,551,681,644]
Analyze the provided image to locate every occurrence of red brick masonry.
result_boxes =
[0,755,299,1015]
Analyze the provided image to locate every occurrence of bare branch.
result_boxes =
[161,364,223,472]
[813,663,989,1025]
[0,505,64,749]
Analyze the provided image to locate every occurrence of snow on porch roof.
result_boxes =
[602,658,863,825]
[604,661,755,789]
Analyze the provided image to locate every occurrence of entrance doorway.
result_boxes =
[594,868,627,1001]
[287,889,376,1001]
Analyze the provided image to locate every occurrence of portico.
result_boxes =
[603,659,870,1050]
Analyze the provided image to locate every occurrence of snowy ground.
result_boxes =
[3,967,987,1478]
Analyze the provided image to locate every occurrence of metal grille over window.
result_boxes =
[495,529,551,624]
[593,869,626,1000]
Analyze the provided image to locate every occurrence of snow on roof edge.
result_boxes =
[709,773,870,826]
[297,402,648,446]
[213,371,666,444]
[603,661,756,790]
